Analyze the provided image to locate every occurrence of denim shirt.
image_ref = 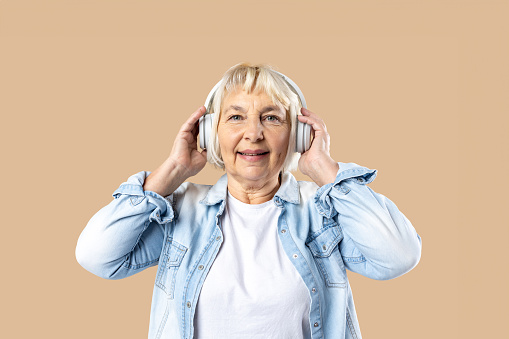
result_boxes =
[76,162,422,339]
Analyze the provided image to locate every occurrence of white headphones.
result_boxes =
[199,71,311,153]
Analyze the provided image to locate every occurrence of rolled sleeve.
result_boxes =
[314,162,377,218]
[112,171,175,224]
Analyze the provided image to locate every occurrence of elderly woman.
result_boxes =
[76,63,421,339]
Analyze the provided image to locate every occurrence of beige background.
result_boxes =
[1,0,508,338]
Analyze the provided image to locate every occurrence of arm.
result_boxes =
[314,163,422,280]
[76,106,208,279]
[75,171,176,280]
[298,108,421,280]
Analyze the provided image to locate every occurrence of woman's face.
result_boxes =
[217,88,290,186]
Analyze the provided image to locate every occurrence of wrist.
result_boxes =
[144,159,187,197]
[309,158,339,187]
[163,158,190,182]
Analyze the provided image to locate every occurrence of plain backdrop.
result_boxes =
[1,1,508,338]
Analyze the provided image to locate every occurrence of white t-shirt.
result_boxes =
[193,191,311,339]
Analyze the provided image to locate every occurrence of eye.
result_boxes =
[228,115,242,121]
[264,115,281,122]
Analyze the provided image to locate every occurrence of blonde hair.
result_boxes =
[207,62,302,172]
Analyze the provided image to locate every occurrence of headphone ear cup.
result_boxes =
[295,119,311,153]
[199,113,214,149]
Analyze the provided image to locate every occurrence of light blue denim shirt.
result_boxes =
[76,162,422,339]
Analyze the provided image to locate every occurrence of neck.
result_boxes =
[226,173,281,204]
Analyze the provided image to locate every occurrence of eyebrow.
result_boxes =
[224,104,282,114]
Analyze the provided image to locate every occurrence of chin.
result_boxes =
[236,167,273,182]
[239,171,268,182]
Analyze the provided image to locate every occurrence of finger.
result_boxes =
[300,107,321,120]
[191,123,199,138]
[180,106,206,133]
[300,107,312,115]
[298,114,327,133]
[299,107,326,128]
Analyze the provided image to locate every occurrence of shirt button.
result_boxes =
[187,302,191,308]
[312,288,316,293]
[216,236,221,240]
[281,229,286,233]
[292,254,298,259]
[322,245,327,250]
[156,214,160,217]
[198,265,204,270]
[314,322,319,327]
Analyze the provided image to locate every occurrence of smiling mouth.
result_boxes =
[238,152,269,156]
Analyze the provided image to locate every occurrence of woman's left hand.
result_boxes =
[297,108,339,186]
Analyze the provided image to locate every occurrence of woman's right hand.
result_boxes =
[143,106,208,197]
[168,105,208,178]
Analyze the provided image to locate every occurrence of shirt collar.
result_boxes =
[199,171,300,206]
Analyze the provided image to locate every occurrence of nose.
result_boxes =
[243,116,264,142]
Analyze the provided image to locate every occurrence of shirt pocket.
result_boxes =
[155,236,187,299]
[306,225,347,288]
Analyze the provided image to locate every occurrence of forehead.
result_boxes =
[221,88,284,112]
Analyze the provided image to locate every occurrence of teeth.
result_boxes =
[239,152,267,156]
